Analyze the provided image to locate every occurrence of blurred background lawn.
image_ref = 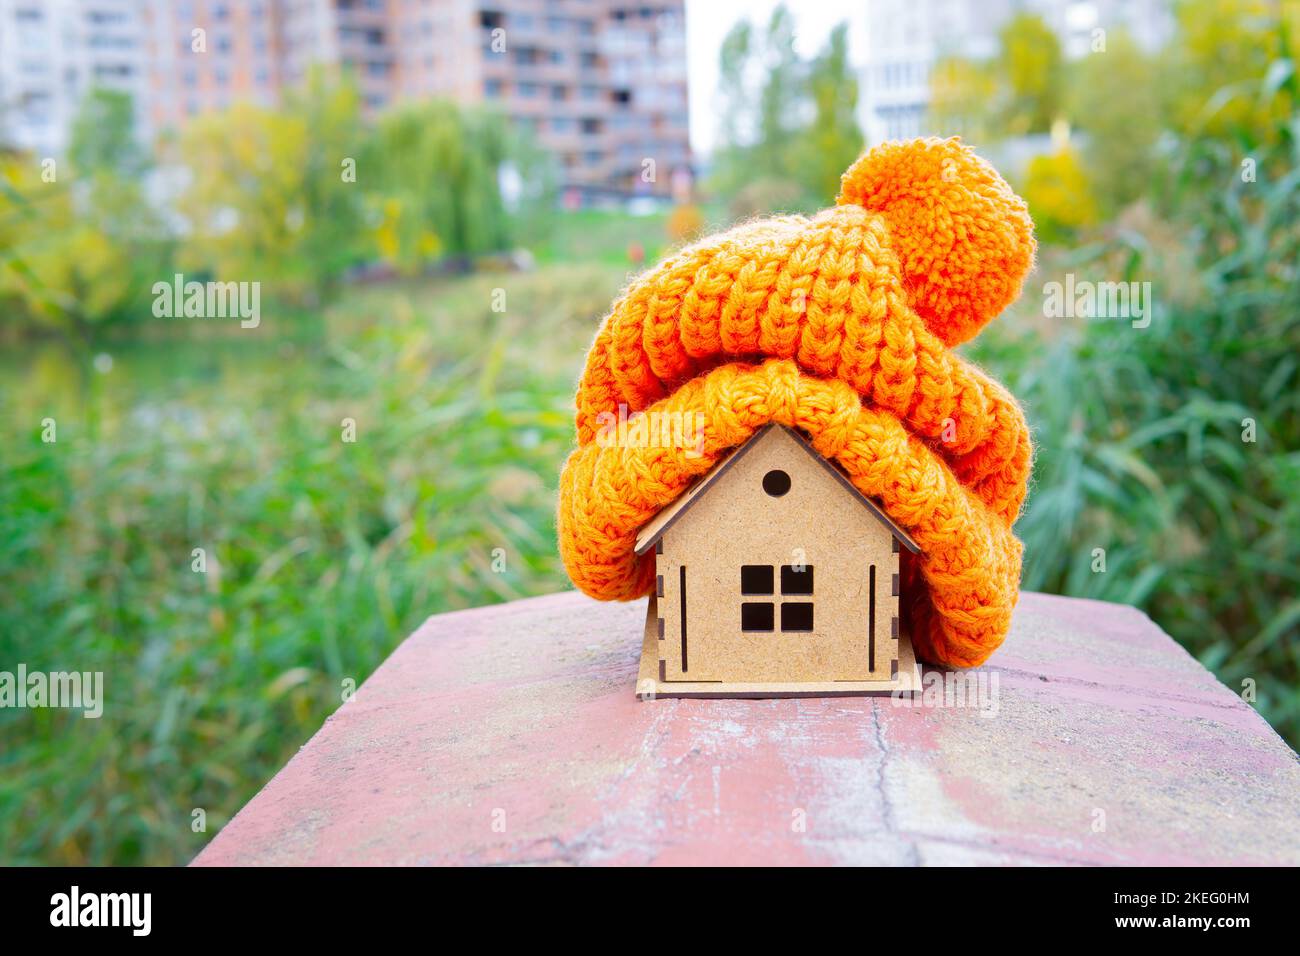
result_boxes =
[2,0,1298,864]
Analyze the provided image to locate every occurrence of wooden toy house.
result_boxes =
[634,424,923,698]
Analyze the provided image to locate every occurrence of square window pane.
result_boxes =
[781,602,814,632]
[741,602,774,631]
[740,564,774,595]
[781,564,813,595]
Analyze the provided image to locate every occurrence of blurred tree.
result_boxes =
[1021,147,1098,241]
[0,91,167,337]
[997,13,1064,134]
[928,56,998,141]
[794,23,863,202]
[708,5,864,212]
[928,12,1063,140]
[1158,0,1297,151]
[755,5,802,180]
[68,89,146,179]
[281,73,372,291]
[1065,30,1159,214]
[177,103,312,297]
[716,18,753,151]
[0,153,83,332]
[176,71,366,305]
[363,101,515,274]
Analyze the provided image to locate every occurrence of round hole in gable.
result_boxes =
[762,469,791,497]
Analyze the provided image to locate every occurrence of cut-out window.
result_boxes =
[740,564,816,633]
[781,602,814,632]
[741,564,774,594]
[780,564,813,595]
[762,469,791,497]
[741,602,774,632]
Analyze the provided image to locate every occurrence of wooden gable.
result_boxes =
[634,424,920,556]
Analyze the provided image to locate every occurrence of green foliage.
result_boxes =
[970,103,1300,753]
[1021,147,1099,241]
[175,73,368,305]
[794,24,864,203]
[928,56,999,142]
[716,18,753,149]
[0,91,169,338]
[754,6,802,180]
[0,264,626,865]
[362,101,518,272]
[1065,30,1159,214]
[526,207,670,266]
[69,89,147,179]
[1157,0,1298,148]
[709,4,862,210]
[4,73,535,333]
[997,12,1064,134]
[928,12,1064,140]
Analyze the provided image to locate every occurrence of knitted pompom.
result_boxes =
[837,137,1035,347]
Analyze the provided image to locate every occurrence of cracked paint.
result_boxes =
[193,591,1300,866]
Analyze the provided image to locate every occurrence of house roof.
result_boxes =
[633,424,922,556]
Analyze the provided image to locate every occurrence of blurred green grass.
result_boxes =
[0,262,628,865]
[526,207,671,266]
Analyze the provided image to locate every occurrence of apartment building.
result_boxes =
[0,0,144,155]
[2,0,690,197]
[860,0,1174,144]
[142,0,690,197]
[141,0,285,131]
[471,1,690,196]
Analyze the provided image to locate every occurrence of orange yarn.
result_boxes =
[558,137,1036,668]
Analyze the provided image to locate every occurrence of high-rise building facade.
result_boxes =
[470,1,690,196]
[0,0,145,155]
[859,0,1174,144]
[142,0,285,131]
[4,0,690,198]
[142,0,693,197]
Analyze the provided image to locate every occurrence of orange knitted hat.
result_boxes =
[558,137,1035,668]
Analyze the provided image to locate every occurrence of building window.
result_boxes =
[740,565,814,632]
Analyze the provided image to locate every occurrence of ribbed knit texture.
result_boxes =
[557,137,1036,668]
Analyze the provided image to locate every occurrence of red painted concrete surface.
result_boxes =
[193,591,1300,866]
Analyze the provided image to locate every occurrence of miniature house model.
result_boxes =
[635,424,923,698]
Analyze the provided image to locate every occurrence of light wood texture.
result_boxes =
[652,424,904,683]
